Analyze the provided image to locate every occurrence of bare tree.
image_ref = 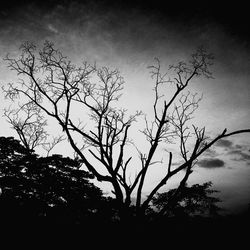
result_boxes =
[3,102,64,155]
[2,41,250,220]
[3,103,48,152]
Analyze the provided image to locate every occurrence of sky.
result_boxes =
[0,0,250,215]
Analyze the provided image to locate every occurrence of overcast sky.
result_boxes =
[0,0,250,214]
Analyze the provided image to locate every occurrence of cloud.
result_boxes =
[204,140,250,166]
[229,150,250,162]
[203,148,219,157]
[215,139,233,149]
[197,158,225,169]
[47,24,59,34]
[235,144,244,149]
[221,142,250,164]
[171,160,184,167]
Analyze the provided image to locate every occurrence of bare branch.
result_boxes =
[3,103,48,151]
[42,135,65,156]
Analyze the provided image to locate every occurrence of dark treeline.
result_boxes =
[0,135,249,245]
[0,136,116,226]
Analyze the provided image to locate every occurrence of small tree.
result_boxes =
[2,41,250,221]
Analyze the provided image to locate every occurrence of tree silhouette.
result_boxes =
[151,182,221,218]
[0,136,114,225]
[3,102,64,155]
[2,41,250,222]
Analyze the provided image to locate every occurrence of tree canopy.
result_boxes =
[151,182,221,218]
[0,136,114,225]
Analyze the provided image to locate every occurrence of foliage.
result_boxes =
[151,182,221,218]
[0,136,114,225]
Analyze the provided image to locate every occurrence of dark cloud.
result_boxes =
[215,139,233,149]
[171,160,184,167]
[1,0,249,29]
[1,0,249,40]
[235,144,244,149]
[1,0,249,65]
[198,158,225,169]
[229,150,250,162]
[203,148,219,157]
[1,0,250,91]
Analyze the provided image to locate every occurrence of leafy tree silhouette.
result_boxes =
[0,136,115,226]
[151,182,221,218]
